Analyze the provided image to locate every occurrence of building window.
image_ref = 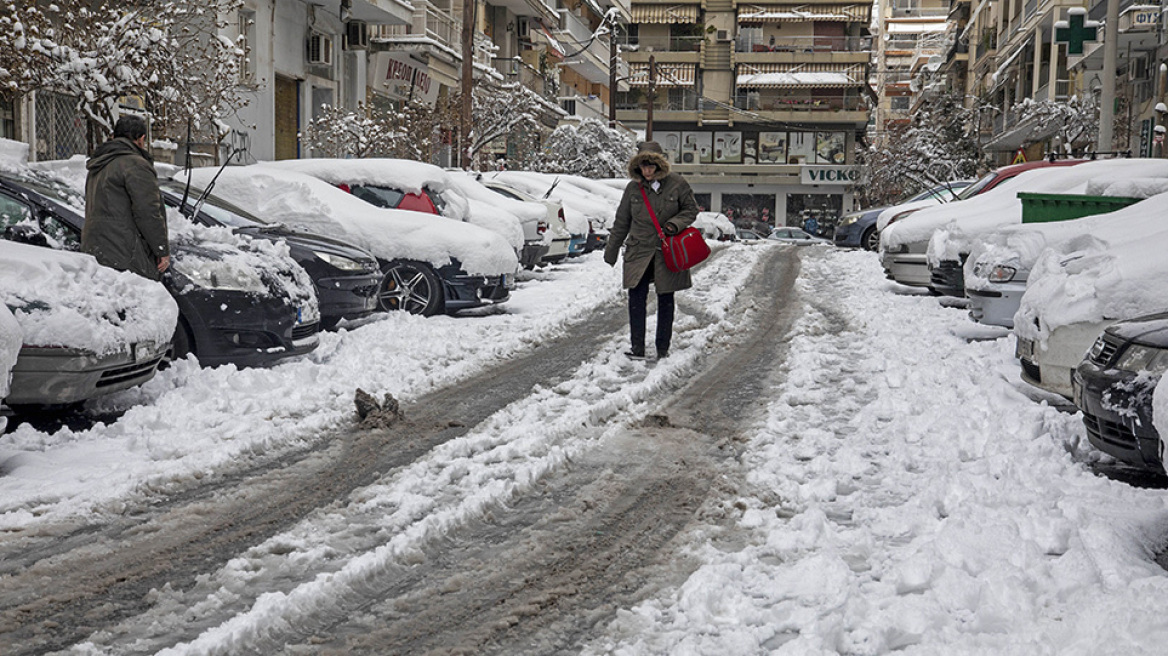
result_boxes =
[238,9,257,84]
[890,96,910,111]
[0,98,15,140]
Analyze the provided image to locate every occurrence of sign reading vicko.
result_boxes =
[371,52,440,107]
[801,165,859,185]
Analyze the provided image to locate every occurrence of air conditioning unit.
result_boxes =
[307,33,333,66]
[716,29,731,41]
[344,21,368,50]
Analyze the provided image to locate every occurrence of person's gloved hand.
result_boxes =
[604,250,618,267]
[663,222,679,236]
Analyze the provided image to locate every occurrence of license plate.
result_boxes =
[1015,337,1034,360]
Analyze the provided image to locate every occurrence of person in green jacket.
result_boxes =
[82,115,170,281]
[604,141,698,360]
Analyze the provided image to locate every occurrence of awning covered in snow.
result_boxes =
[629,4,700,23]
[736,63,865,88]
[737,4,871,23]
[627,62,698,86]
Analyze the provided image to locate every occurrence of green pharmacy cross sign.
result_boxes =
[1055,9,1099,56]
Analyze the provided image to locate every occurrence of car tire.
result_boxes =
[380,260,445,316]
[862,226,879,252]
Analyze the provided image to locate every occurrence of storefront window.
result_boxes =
[722,193,776,229]
[786,194,842,236]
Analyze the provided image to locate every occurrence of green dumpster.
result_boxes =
[1018,192,1142,224]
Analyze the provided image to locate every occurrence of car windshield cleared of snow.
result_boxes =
[160,182,267,229]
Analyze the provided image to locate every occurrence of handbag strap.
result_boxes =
[639,185,667,241]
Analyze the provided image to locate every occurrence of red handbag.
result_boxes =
[640,186,710,272]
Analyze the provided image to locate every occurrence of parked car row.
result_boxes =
[861,157,1168,477]
[2,149,607,415]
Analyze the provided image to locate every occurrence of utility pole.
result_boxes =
[1098,0,1119,152]
[609,23,618,128]
[460,0,476,169]
[646,55,656,141]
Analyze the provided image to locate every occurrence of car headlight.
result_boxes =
[315,251,367,272]
[180,262,267,293]
[838,214,860,227]
[986,265,1016,283]
[1114,345,1168,375]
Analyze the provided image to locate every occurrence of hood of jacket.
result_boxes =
[87,137,153,174]
[627,149,671,183]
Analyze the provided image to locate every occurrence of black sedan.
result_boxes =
[1072,312,1168,472]
[0,172,320,368]
[159,181,382,329]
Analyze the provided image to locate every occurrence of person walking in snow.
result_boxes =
[82,115,170,281]
[604,141,698,360]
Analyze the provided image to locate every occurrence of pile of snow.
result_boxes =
[1015,223,1168,345]
[446,170,543,246]
[0,240,178,355]
[880,160,1168,261]
[180,165,519,277]
[965,192,1168,294]
[165,207,317,313]
[0,138,30,170]
[0,303,21,423]
[693,211,735,240]
[266,158,524,251]
[486,171,621,235]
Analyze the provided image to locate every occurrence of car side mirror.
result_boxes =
[3,224,50,248]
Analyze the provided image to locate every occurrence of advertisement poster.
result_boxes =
[788,132,815,164]
[682,132,714,163]
[758,132,786,164]
[714,131,742,163]
[659,132,682,164]
[816,131,847,164]
[743,137,758,165]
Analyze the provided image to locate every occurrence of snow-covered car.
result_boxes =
[0,169,321,368]
[737,228,765,241]
[183,165,519,317]
[478,178,571,266]
[927,159,1168,298]
[880,160,1082,288]
[447,171,553,269]
[1014,223,1168,399]
[694,211,735,241]
[0,240,177,409]
[965,181,1168,328]
[768,227,830,245]
[265,158,528,266]
[836,180,972,251]
[159,180,382,329]
[1072,311,1168,473]
[485,171,620,257]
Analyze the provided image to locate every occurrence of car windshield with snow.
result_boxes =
[159,180,382,329]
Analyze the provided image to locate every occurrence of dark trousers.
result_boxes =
[628,265,674,355]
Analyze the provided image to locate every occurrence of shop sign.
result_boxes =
[371,52,439,107]
[801,165,859,185]
[1120,7,1160,32]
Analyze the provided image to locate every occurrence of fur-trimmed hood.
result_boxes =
[627,142,672,182]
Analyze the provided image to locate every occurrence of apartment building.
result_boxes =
[873,0,950,142]
[616,0,872,227]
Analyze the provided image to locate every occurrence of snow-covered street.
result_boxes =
[3,244,1168,655]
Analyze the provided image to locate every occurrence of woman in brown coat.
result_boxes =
[604,141,699,360]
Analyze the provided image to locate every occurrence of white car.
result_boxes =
[183,165,519,317]
[479,178,572,266]
[965,180,1168,328]
[0,240,178,409]
[486,171,621,256]
[926,159,1168,298]
[1014,217,1168,399]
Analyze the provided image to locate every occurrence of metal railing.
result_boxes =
[35,91,87,161]
[615,88,701,111]
[618,35,703,53]
[737,35,873,53]
[375,5,461,49]
[734,93,868,112]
